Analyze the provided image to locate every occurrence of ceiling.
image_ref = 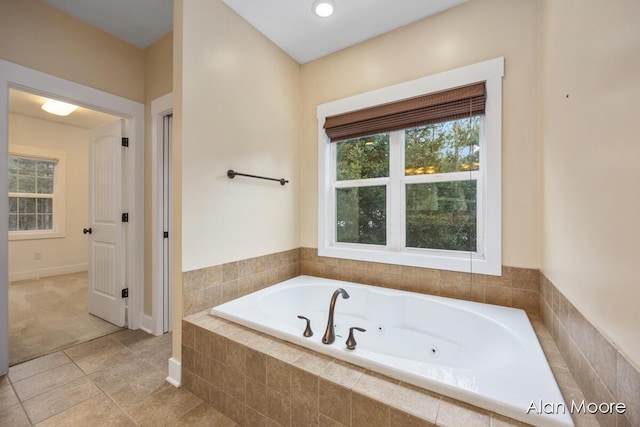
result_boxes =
[9,89,120,130]
[40,0,173,49]
[20,1,468,127]
[39,0,467,63]
[222,0,468,64]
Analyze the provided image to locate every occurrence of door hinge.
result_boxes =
[163,231,169,238]
[121,288,129,298]
[122,137,129,147]
[122,213,129,223]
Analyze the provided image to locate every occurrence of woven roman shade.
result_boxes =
[323,82,486,142]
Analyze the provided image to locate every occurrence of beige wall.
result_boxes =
[300,0,541,269]
[0,0,144,103]
[540,0,640,369]
[143,32,173,316]
[171,0,184,361]
[180,0,301,272]
[8,114,89,280]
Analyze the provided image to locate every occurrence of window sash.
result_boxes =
[8,154,59,235]
[331,127,483,255]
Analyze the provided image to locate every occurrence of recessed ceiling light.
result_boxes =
[41,99,78,116]
[312,0,336,18]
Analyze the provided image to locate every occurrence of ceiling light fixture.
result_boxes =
[41,99,78,116]
[312,0,336,18]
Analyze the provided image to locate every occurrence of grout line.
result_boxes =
[6,373,35,426]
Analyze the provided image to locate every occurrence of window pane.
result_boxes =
[37,198,53,213]
[336,186,386,245]
[405,117,480,175]
[37,214,52,230]
[19,197,36,214]
[16,157,36,175]
[18,214,36,231]
[336,134,389,180]
[9,214,17,231]
[37,177,53,194]
[8,174,17,192]
[18,175,36,193]
[37,160,54,178]
[8,157,18,174]
[406,181,477,251]
[8,197,17,213]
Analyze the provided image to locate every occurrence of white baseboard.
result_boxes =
[166,357,181,387]
[140,314,155,335]
[9,263,88,282]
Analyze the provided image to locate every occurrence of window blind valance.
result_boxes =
[323,82,486,142]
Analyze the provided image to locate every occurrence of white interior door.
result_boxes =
[87,119,126,327]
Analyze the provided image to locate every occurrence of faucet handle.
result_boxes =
[346,327,366,350]
[297,315,313,337]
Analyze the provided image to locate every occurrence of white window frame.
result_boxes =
[8,144,66,241]
[317,57,503,275]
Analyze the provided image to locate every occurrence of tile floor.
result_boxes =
[0,330,237,426]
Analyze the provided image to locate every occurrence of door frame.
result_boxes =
[151,92,173,335]
[0,60,145,375]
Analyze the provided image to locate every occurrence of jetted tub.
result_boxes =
[211,275,573,427]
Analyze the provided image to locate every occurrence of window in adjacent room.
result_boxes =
[8,146,66,240]
[317,58,503,275]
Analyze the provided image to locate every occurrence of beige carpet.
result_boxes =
[9,272,123,366]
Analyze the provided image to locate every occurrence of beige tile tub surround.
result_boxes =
[184,247,541,318]
[182,312,605,426]
[540,274,640,427]
[182,249,300,316]
[182,312,537,427]
[299,248,540,315]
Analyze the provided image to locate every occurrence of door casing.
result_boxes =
[0,60,145,375]
[151,93,173,335]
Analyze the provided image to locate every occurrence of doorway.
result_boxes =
[151,93,173,335]
[7,88,128,365]
[0,60,145,376]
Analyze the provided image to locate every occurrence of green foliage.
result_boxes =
[405,117,480,175]
[406,181,476,251]
[336,134,389,180]
[336,186,386,245]
[334,117,480,252]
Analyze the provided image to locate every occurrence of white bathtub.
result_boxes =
[211,275,573,427]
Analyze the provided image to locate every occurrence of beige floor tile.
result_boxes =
[64,336,123,361]
[126,385,202,427]
[0,402,32,427]
[22,376,102,424]
[89,357,157,394]
[13,362,85,401]
[109,329,156,347]
[0,375,20,412]
[34,393,133,427]
[64,337,134,375]
[8,351,71,383]
[105,367,172,411]
[169,402,237,426]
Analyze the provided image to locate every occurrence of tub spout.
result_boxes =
[322,288,350,344]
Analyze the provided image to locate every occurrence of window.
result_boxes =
[317,58,503,275]
[8,146,66,240]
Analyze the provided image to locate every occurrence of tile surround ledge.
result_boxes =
[182,311,536,427]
